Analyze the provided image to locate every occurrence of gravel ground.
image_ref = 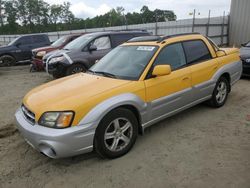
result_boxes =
[0,65,250,188]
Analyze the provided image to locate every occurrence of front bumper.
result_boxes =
[47,61,69,76]
[32,58,45,71]
[15,108,96,158]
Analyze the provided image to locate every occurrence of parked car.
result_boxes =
[0,34,50,66]
[15,33,242,159]
[240,41,250,76]
[31,34,82,71]
[44,30,151,78]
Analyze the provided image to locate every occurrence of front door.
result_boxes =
[87,36,112,65]
[144,42,192,120]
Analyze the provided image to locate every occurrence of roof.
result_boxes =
[127,32,202,44]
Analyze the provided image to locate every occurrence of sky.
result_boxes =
[44,0,231,20]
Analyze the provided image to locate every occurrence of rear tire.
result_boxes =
[208,77,230,108]
[66,64,86,76]
[94,108,138,159]
[0,55,16,66]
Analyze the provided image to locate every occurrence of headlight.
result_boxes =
[37,51,46,57]
[39,111,74,128]
[49,56,65,64]
[246,59,250,63]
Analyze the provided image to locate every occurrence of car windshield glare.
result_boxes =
[89,45,158,80]
[63,34,94,50]
[51,36,68,47]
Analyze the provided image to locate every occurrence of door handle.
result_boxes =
[182,77,190,81]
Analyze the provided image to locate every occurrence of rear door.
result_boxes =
[144,42,192,120]
[182,39,218,100]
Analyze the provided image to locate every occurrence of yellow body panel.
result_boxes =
[144,66,192,102]
[23,73,145,125]
[23,34,240,126]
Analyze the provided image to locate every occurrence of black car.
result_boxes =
[44,31,151,78]
[0,34,50,66]
[240,41,250,76]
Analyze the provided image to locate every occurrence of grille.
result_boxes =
[21,105,35,125]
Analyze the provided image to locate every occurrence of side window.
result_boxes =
[154,43,186,70]
[18,36,33,45]
[93,36,111,50]
[112,34,133,46]
[183,40,212,64]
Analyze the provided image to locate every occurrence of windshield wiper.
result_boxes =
[87,70,117,78]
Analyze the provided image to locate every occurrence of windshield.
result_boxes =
[8,37,20,46]
[63,34,94,50]
[89,45,158,80]
[51,36,68,47]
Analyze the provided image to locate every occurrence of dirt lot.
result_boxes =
[0,65,250,188]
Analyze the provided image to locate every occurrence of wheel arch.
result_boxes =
[77,93,147,134]
[0,53,16,61]
[114,104,143,135]
[72,59,91,69]
[220,72,231,92]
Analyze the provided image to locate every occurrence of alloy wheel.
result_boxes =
[216,81,227,104]
[104,118,133,152]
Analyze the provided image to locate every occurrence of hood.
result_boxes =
[0,45,13,51]
[43,49,69,60]
[23,73,131,123]
[33,46,57,53]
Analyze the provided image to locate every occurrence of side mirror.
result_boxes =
[216,50,226,57]
[152,65,171,77]
[89,44,97,51]
[15,42,21,47]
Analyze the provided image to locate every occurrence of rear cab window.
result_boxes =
[182,40,212,65]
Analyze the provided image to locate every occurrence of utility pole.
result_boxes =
[206,10,211,37]
[192,9,196,32]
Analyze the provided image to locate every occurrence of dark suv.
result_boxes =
[0,34,50,66]
[44,31,151,78]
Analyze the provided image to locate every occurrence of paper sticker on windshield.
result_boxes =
[137,46,155,51]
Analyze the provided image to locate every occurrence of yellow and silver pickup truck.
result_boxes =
[15,33,242,159]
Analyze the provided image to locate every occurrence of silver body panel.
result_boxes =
[15,60,242,158]
[15,108,96,158]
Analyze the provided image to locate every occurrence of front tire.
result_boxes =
[94,108,138,159]
[66,64,86,76]
[208,77,230,108]
[0,55,16,66]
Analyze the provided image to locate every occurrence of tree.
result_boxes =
[0,0,4,26]
[0,3,177,35]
